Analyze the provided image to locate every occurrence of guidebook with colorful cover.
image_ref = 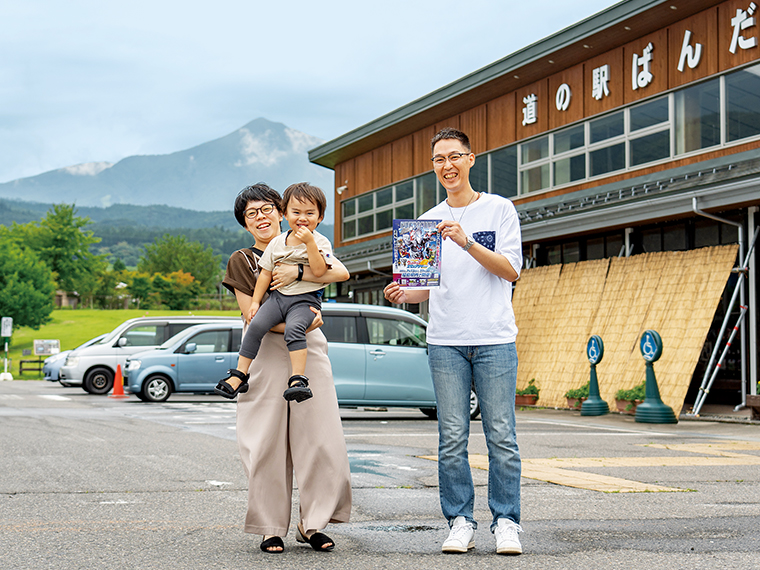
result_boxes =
[392,219,442,289]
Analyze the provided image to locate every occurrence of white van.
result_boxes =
[58,316,238,394]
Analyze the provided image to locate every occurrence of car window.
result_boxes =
[121,325,164,346]
[187,330,229,353]
[168,323,196,339]
[231,328,242,352]
[322,316,358,343]
[366,317,426,347]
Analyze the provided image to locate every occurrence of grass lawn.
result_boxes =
[3,309,239,380]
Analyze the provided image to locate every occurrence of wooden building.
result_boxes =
[309,0,760,410]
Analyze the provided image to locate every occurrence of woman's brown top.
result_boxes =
[222,247,264,298]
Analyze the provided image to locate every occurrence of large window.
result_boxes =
[726,64,760,142]
[675,77,720,155]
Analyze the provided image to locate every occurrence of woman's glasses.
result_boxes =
[244,204,277,219]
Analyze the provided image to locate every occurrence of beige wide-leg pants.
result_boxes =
[236,328,352,537]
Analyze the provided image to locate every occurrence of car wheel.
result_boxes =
[84,367,114,395]
[143,375,172,403]
[420,408,437,419]
[420,389,480,420]
[470,388,480,420]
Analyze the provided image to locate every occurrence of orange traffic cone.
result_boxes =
[109,364,129,399]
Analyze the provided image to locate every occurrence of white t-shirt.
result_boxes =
[419,193,522,345]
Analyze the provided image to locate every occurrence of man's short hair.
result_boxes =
[234,182,282,227]
[431,127,472,154]
[282,182,327,218]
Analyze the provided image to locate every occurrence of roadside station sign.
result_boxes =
[1,317,12,338]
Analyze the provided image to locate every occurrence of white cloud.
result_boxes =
[235,128,288,167]
[61,162,113,176]
[285,128,324,154]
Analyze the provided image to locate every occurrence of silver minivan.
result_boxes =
[58,316,238,394]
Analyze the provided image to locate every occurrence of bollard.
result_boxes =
[635,330,677,424]
[581,335,609,416]
[108,364,129,399]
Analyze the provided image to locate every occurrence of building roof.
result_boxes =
[309,0,720,169]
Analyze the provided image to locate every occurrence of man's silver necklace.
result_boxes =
[447,191,478,224]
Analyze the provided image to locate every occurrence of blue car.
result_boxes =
[125,322,243,402]
[124,303,480,419]
[45,334,106,382]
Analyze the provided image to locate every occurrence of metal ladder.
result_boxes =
[689,226,759,417]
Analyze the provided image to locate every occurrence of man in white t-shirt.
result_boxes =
[384,128,523,556]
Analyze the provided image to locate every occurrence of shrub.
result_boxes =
[564,381,589,400]
[616,381,646,402]
[516,379,540,397]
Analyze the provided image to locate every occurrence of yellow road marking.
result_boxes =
[418,440,760,494]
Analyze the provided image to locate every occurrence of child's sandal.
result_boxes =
[214,369,250,399]
[283,375,313,402]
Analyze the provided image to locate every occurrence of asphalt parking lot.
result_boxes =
[2,380,760,569]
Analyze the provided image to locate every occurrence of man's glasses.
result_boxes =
[431,152,471,166]
[244,204,277,219]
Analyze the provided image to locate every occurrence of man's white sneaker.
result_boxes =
[494,518,522,555]
[442,516,475,553]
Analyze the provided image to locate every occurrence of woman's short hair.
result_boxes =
[233,183,282,227]
[282,182,327,219]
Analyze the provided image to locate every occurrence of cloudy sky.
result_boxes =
[1,0,613,184]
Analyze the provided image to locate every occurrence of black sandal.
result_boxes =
[214,369,250,399]
[296,525,335,552]
[260,536,284,553]
[283,375,313,402]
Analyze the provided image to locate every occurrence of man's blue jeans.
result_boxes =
[428,343,521,531]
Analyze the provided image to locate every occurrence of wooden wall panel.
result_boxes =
[584,48,624,118]
[391,135,413,182]
[459,104,488,153]
[372,143,393,189]
[515,79,549,140]
[354,152,373,196]
[548,63,585,130]
[486,92,516,149]
[624,28,669,104]
[412,125,436,176]
[412,127,435,176]
[719,0,760,71]
[434,115,460,134]
[334,159,355,248]
[335,159,355,198]
[668,7,719,89]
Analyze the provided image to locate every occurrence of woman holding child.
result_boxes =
[222,182,352,554]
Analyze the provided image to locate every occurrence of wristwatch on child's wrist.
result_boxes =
[296,264,304,281]
[462,236,475,252]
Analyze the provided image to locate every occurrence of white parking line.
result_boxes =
[343,431,647,438]
[521,418,675,436]
[38,395,71,401]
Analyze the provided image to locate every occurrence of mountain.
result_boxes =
[0,118,335,223]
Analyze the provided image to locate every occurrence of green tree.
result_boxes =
[151,270,200,310]
[7,204,106,301]
[0,237,56,329]
[138,234,222,292]
[126,272,154,309]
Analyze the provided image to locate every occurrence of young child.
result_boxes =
[215,182,337,402]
